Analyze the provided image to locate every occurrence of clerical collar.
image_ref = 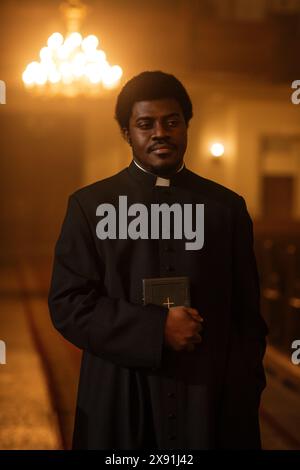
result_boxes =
[130,159,185,187]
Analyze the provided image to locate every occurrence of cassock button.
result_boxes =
[168,435,176,440]
[168,413,176,420]
[167,392,175,398]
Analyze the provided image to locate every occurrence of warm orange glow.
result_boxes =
[210,142,225,157]
[22,31,123,96]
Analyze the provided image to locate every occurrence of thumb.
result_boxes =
[186,309,203,322]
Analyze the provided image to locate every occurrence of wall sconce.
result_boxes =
[210,142,225,160]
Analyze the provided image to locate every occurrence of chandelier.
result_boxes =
[22,0,123,97]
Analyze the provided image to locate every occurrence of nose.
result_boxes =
[152,121,170,139]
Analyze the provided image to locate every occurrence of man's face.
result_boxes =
[125,98,188,178]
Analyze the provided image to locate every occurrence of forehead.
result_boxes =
[130,98,183,120]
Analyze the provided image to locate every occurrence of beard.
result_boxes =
[134,153,184,178]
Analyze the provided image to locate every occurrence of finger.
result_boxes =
[191,334,202,344]
[191,323,203,335]
[190,317,203,328]
[193,328,202,336]
[189,309,203,320]
[186,307,200,316]
[187,310,203,322]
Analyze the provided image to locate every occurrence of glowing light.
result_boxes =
[85,63,102,83]
[47,32,64,50]
[64,32,82,50]
[22,31,123,96]
[40,47,52,62]
[34,64,48,85]
[82,34,99,52]
[210,142,225,157]
[22,70,35,86]
[85,49,106,63]
[48,70,61,84]
[102,65,123,88]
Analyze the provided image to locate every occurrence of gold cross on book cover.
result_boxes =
[142,276,190,308]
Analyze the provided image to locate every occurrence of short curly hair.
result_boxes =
[115,71,193,134]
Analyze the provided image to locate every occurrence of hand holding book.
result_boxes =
[142,276,203,352]
[164,306,203,352]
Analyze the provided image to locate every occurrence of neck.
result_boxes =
[133,159,184,178]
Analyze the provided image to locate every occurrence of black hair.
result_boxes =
[114,70,193,134]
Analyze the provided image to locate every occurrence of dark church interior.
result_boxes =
[1,0,300,450]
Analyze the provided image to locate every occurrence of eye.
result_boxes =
[137,121,152,130]
[167,120,179,127]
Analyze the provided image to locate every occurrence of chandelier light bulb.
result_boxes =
[39,47,52,62]
[82,34,99,52]
[47,32,64,50]
[64,32,83,51]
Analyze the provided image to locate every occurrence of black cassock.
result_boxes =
[48,160,268,449]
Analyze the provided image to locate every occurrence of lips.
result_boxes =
[152,148,173,155]
[150,145,175,154]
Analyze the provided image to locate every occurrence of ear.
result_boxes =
[123,128,132,146]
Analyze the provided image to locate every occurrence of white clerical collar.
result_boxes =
[133,159,185,187]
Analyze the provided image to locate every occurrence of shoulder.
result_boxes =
[185,168,243,205]
[70,168,128,206]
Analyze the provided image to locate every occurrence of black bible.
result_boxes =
[142,276,190,308]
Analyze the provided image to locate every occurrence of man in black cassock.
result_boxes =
[48,71,268,450]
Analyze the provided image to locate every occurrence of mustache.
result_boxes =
[148,141,177,153]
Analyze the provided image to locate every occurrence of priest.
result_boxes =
[48,71,268,449]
